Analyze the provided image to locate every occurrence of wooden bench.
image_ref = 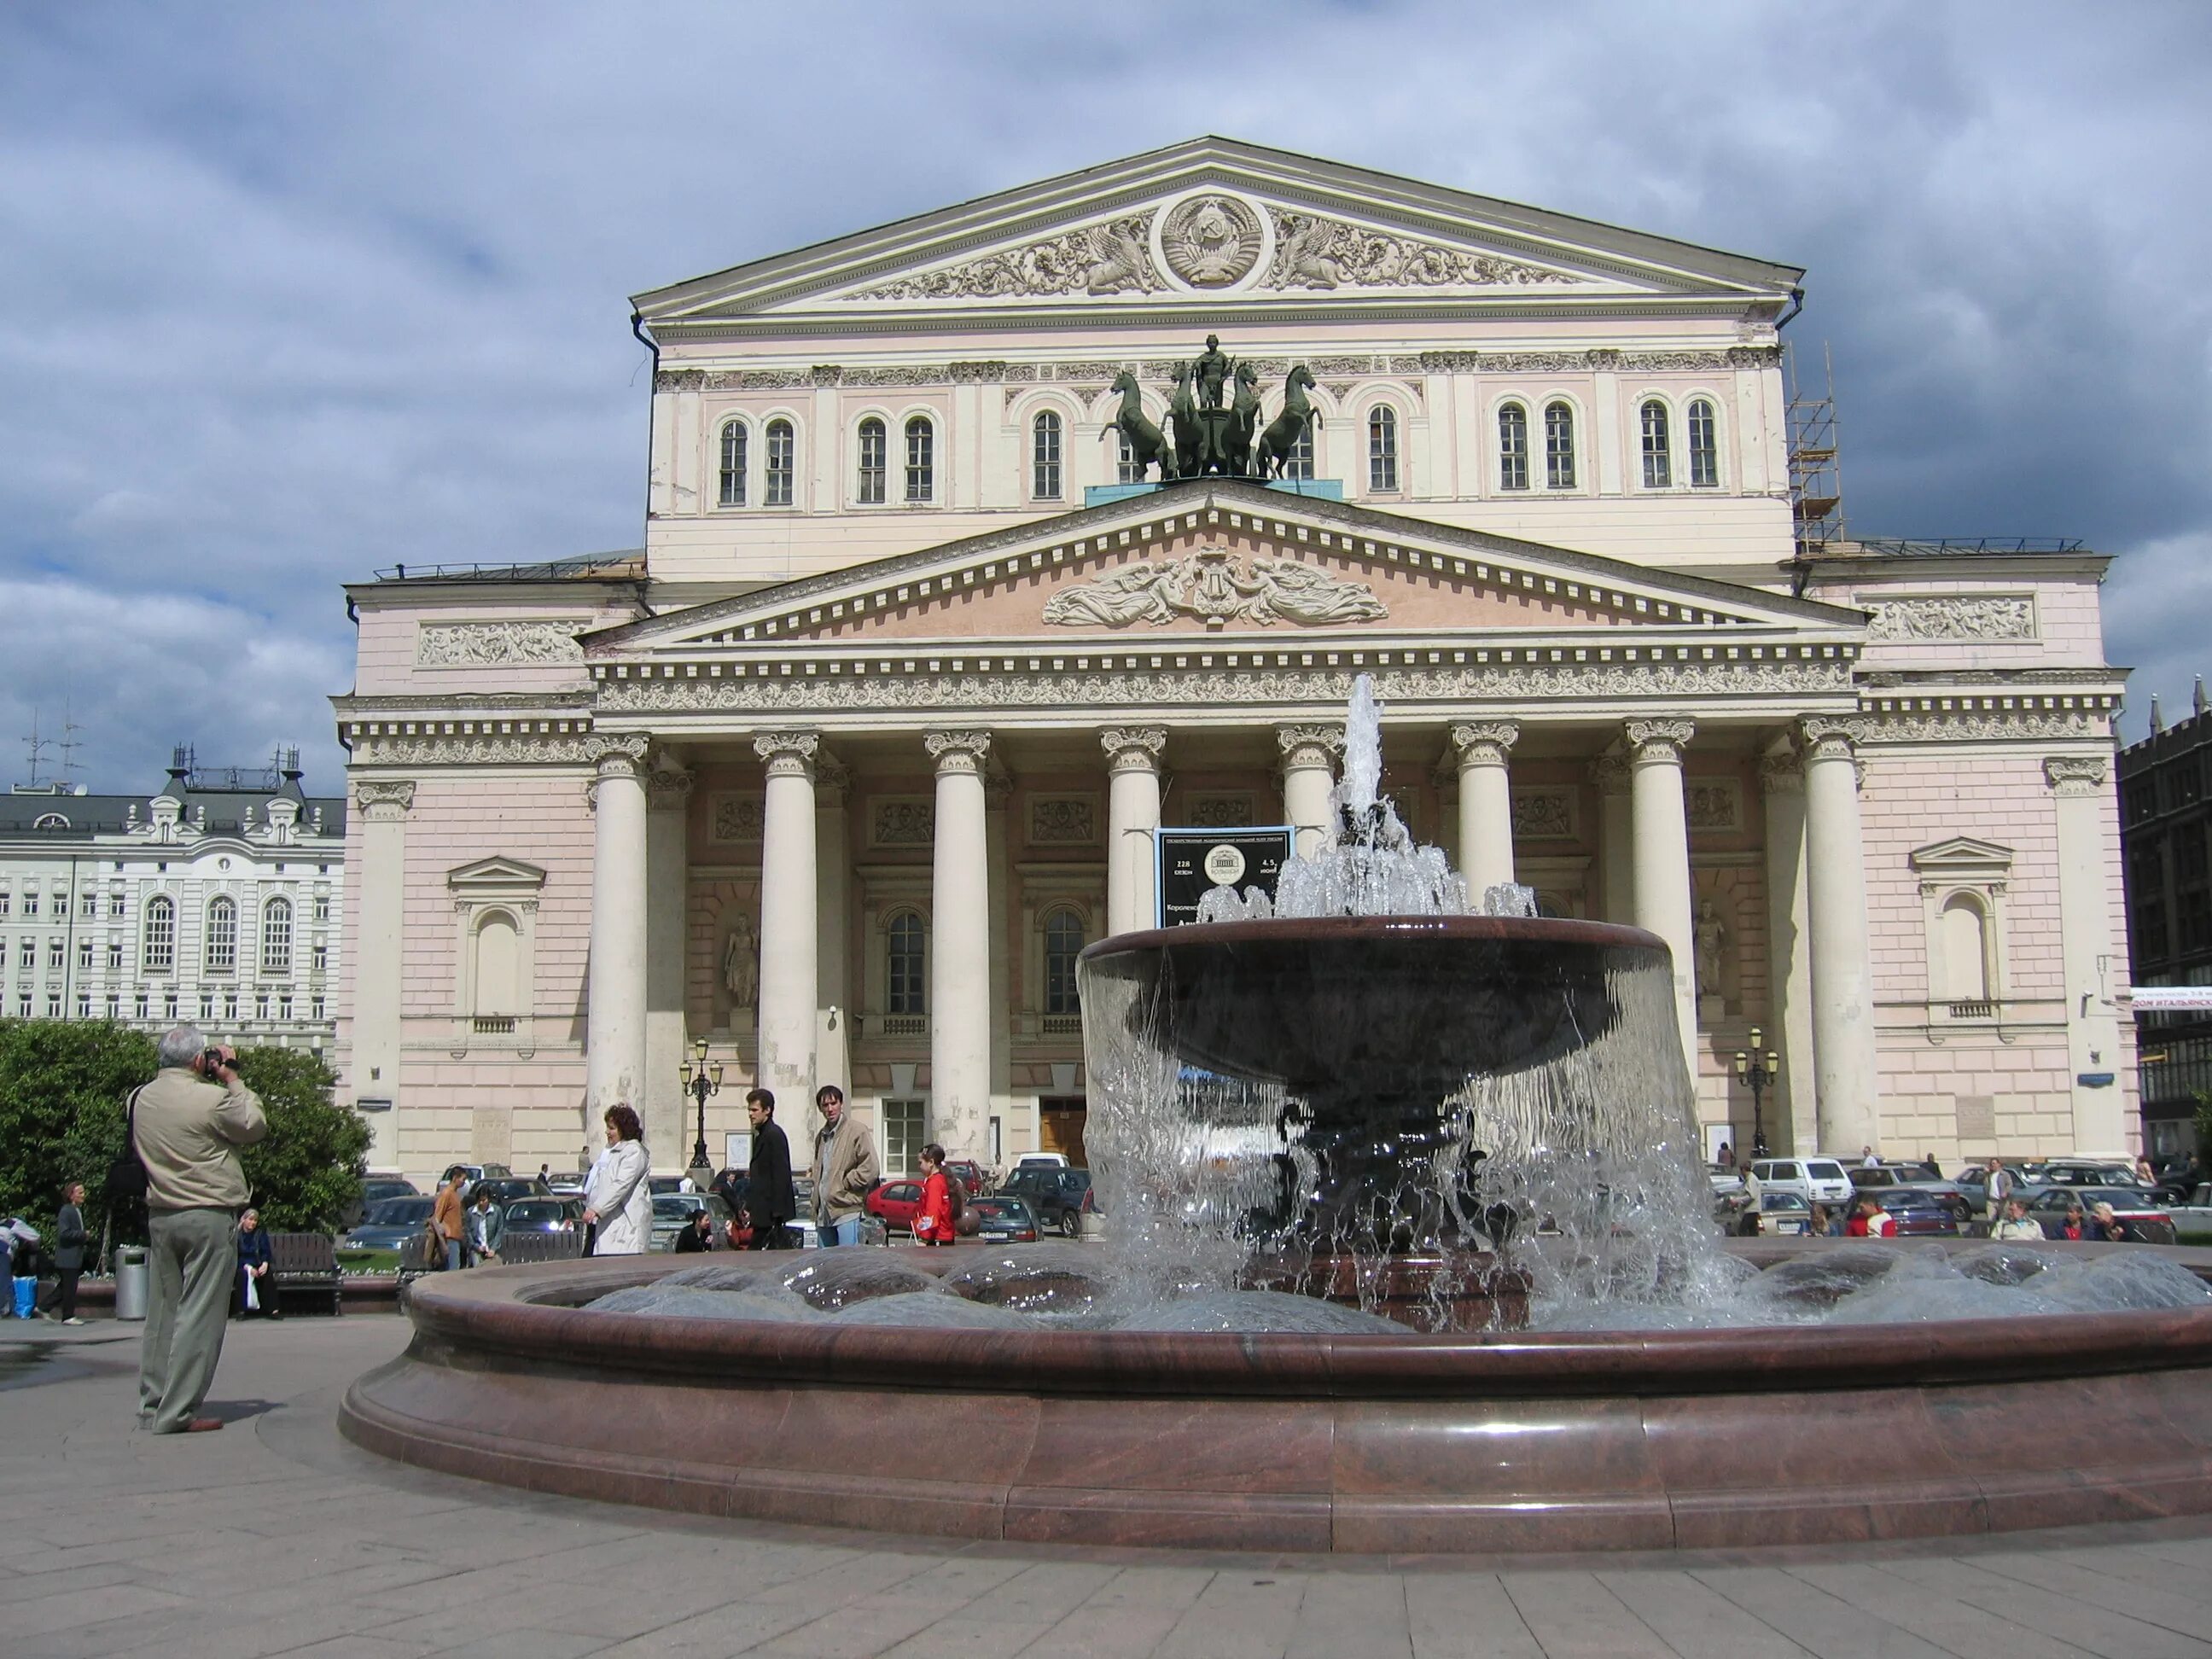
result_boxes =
[268,1232,345,1316]
[495,1231,586,1266]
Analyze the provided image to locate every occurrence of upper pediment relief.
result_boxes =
[633,138,1802,328]
[591,486,1861,659]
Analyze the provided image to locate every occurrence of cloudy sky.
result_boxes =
[3,1,2206,791]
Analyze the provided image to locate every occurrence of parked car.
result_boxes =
[1013,1153,1069,1171]
[364,1177,420,1203]
[969,1196,1041,1243]
[1848,1163,1971,1224]
[1708,1166,1746,1200]
[2018,1185,2176,1244]
[647,1175,694,1196]
[1866,1189,1965,1237]
[472,1176,549,1206]
[2034,1161,2145,1190]
[501,1197,586,1236]
[1950,1164,2037,1214]
[651,1193,734,1251]
[1747,1157,1853,1207]
[343,1196,437,1252]
[944,1160,988,1197]
[452,1163,514,1185]
[2164,1184,2212,1231]
[1732,1191,1814,1237]
[998,1166,1095,1237]
[864,1178,927,1236]
[546,1173,587,1198]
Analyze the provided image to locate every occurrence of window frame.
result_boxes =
[260,896,294,977]
[1686,396,1720,489]
[1497,401,1530,492]
[1031,409,1063,501]
[887,911,926,1016]
[205,895,237,976]
[1042,907,1086,1016]
[142,896,176,976]
[904,415,934,504]
[764,417,796,507]
[1639,399,1674,490]
[716,417,748,508]
[1365,404,1400,494]
[855,416,888,506]
[1543,399,1578,491]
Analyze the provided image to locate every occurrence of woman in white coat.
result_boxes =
[583,1104,653,1255]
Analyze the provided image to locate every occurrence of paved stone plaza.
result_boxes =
[6,1315,2212,1657]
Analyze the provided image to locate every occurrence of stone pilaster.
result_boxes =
[927,731,992,1157]
[1101,727,1166,935]
[1800,717,1879,1156]
[1625,718,1698,1084]
[1759,749,1815,1156]
[1450,720,1519,897]
[1277,725,1344,860]
[2046,754,2125,1154]
[813,758,853,1101]
[644,764,694,1170]
[349,777,415,1173]
[585,736,652,1164]
[754,731,819,1110]
[1589,752,1634,925]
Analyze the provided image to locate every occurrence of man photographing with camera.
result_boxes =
[134,1026,266,1434]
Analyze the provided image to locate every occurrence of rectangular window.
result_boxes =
[22,892,37,917]
[311,995,325,1021]
[77,939,92,972]
[17,994,30,1019]
[200,992,214,1022]
[80,893,96,919]
[1366,408,1399,493]
[1284,426,1314,482]
[857,422,887,504]
[1544,403,1577,490]
[279,994,293,1022]
[765,422,795,506]
[163,991,178,1022]
[312,894,330,924]
[1640,402,1673,489]
[1687,399,1720,488]
[1115,430,1144,486]
[108,893,125,919]
[224,992,238,1022]
[134,991,148,1019]
[1497,405,1528,492]
[1033,415,1062,500]
[17,940,32,971]
[49,993,63,1018]
[76,991,90,1018]
[48,938,63,971]
[0,893,10,918]
[312,941,329,973]
[107,994,119,1020]
[107,941,122,971]
[256,993,270,1022]
[717,421,748,507]
[904,420,933,503]
[881,1097,926,1176]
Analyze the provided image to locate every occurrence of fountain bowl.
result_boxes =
[342,1243,2212,1555]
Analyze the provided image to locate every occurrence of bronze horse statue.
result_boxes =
[1223,362,1262,478]
[1255,364,1320,479]
[1168,362,1203,480]
[1107,369,1176,482]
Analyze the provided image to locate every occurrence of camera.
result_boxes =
[201,1048,230,1076]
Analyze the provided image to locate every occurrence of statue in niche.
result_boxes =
[722,911,760,1011]
[1694,899,1729,1000]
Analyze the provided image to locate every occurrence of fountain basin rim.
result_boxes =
[1079,913,1669,961]
[391,1245,2212,1399]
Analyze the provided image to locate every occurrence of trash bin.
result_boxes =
[114,1246,149,1322]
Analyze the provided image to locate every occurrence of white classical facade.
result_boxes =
[331,139,2133,1184]
[0,757,346,1054]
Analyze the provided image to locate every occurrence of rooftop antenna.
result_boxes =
[55,696,83,786]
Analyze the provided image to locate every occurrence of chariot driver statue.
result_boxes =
[1192,333,1231,411]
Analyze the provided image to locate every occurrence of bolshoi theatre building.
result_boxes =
[330,139,2133,1184]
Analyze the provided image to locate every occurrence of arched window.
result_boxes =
[717,419,747,507]
[904,416,934,503]
[856,417,887,504]
[1940,894,1991,1003]
[143,897,175,975]
[1366,405,1399,492]
[261,897,293,976]
[1544,401,1577,490]
[887,911,925,1016]
[1032,410,1062,500]
[472,909,521,1016]
[1686,398,1720,488]
[1640,400,1673,488]
[764,418,795,506]
[204,897,236,975]
[1497,403,1529,491]
[1044,909,1085,1016]
[1115,428,1144,485]
[1285,423,1315,481]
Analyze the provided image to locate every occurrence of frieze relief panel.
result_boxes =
[1042,549,1387,630]
[872,799,936,847]
[1185,794,1257,828]
[416,623,584,667]
[1510,788,1576,841]
[1264,208,1577,290]
[1864,596,2037,643]
[709,794,764,844]
[1685,780,1742,831]
[851,214,1165,301]
[1027,796,1097,846]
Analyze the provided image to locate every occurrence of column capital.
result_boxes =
[1758,750,1805,795]
[352,778,416,821]
[2043,754,2110,795]
[1623,718,1694,763]
[925,730,992,775]
[646,766,696,812]
[1797,716,1867,760]
[1100,726,1167,772]
[1450,720,1520,768]
[814,756,853,803]
[1587,753,1632,795]
[753,731,820,778]
[1276,724,1345,767]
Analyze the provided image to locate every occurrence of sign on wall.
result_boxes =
[1154,825,1295,928]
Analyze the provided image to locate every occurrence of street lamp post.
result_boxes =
[679,1036,723,1183]
[1732,1027,1781,1161]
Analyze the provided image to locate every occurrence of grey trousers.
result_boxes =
[139,1207,239,1433]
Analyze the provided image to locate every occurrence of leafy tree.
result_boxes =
[0,1022,366,1243]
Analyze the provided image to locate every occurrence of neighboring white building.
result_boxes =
[0,748,346,1058]
[333,138,2133,1185]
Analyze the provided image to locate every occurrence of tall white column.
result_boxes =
[1626,719,1699,1084]
[585,737,651,1161]
[754,732,819,1109]
[927,731,992,1150]
[1102,727,1166,935]
[1278,725,1343,859]
[2046,754,2126,1153]
[1590,754,1634,924]
[985,771,1014,1150]
[813,759,853,1100]
[644,763,693,1171]
[1800,718,1880,1155]
[1760,749,1817,1156]
[1451,721,1519,896]
[347,777,413,1173]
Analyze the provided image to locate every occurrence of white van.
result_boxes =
[1748,1157,1854,1206]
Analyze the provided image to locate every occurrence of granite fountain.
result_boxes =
[345,678,2212,1552]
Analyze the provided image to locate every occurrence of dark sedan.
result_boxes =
[998,1167,1094,1237]
[343,1196,437,1252]
[1868,1189,1964,1237]
[969,1196,1041,1243]
[501,1197,586,1236]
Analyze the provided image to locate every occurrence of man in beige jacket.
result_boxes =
[810,1084,878,1247]
[136,1025,267,1434]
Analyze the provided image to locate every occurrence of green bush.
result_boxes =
[0,1021,366,1243]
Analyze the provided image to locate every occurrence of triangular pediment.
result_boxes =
[590,483,1862,660]
[1908,837,2015,874]
[447,856,547,892]
[634,137,1801,327]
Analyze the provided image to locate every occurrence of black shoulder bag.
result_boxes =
[106,1086,150,1203]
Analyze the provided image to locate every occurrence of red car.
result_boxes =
[864,1179,926,1234]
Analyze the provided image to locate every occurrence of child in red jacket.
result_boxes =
[914,1143,957,1246]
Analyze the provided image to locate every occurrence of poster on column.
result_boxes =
[1154,826,1295,928]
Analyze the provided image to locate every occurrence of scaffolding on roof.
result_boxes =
[1786,341,1842,550]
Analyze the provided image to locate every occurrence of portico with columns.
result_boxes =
[330,139,2136,1184]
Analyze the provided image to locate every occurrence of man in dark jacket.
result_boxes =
[49,1182,88,1324]
[743,1089,798,1249]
